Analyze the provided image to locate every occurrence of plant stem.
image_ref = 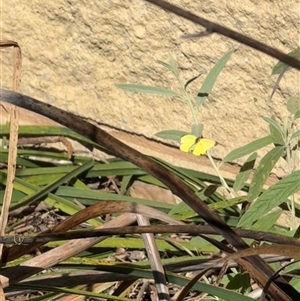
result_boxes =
[286,117,296,230]
[177,79,199,127]
[207,152,236,198]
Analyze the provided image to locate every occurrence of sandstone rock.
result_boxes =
[1,0,298,176]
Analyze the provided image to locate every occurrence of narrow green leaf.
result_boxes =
[9,160,94,210]
[120,175,132,195]
[282,260,300,274]
[223,135,273,163]
[184,74,201,90]
[233,153,257,192]
[287,96,300,114]
[195,97,207,109]
[251,210,281,231]
[291,129,300,141]
[155,130,190,143]
[263,116,284,145]
[196,49,234,109]
[26,174,64,186]
[0,125,99,149]
[168,201,196,219]
[56,186,173,210]
[272,47,300,75]
[16,161,145,178]
[0,189,25,204]
[156,60,172,71]
[208,196,247,211]
[115,84,180,97]
[44,194,103,226]
[168,55,180,77]
[263,116,283,136]
[294,110,300,120]
[0,173,101,226]
[248,146,284,202]
[15,283,134,301]
[85,265,256,301]
[238,170,300,227]
[270,48,300,100]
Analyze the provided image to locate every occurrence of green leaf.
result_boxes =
[44,194,103,226]
[251,210,281,231]
[270,48,300,100]
[56,186,173,210]
[92,265,256,301]
[196,49,234,109]
[272,47,300,75]
[233,153,257,192]
[291,129,300,141]
[120,175,132,195]
[226,273,251,294]
[238,170,300,227]
[263,116,284,145]
[248,146,284,202]
[195,97,207,109]
[208,196,247,211]
[282,260,300,274]
[223,135,273,163]
[168,55,180,78]
[169,201,196,219]
[156,60,172,71]
[0,125,100,150]
[9,160,95,211]
[263,116,283,136]
[115,84,180,97]
[155,130,190,142]
[287,96,300,114]
[294,110,300,120]
[184,74,201,90]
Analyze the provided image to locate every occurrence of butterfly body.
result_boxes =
[180,134,215,156]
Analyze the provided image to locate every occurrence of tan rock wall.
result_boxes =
[1,0,299,175]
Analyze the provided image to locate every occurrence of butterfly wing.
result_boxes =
[193,139,216,156]
[180,134,197,153]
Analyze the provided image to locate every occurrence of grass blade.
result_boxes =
[9,160,94,210]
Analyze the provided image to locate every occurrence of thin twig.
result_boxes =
[144,0,300,71]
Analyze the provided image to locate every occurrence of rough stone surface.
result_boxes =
[1,0,299,175]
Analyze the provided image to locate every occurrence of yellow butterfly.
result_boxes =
[180,134,216,156]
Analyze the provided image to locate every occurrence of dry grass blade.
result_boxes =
[0,213,138,288]
[176,244,300,300]
[2,225,300,246]
[0,107,18,300]
[3,200,184,263]
[137,214,170,301]
[1,201,186,288]
[0,107,19,256]
[1,89,298,301]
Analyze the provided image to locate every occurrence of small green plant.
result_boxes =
[116,50,235,195]
[223,48,300,230]
[224,97,300,230]
[117,50,300,231]
[116,50,234,140]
